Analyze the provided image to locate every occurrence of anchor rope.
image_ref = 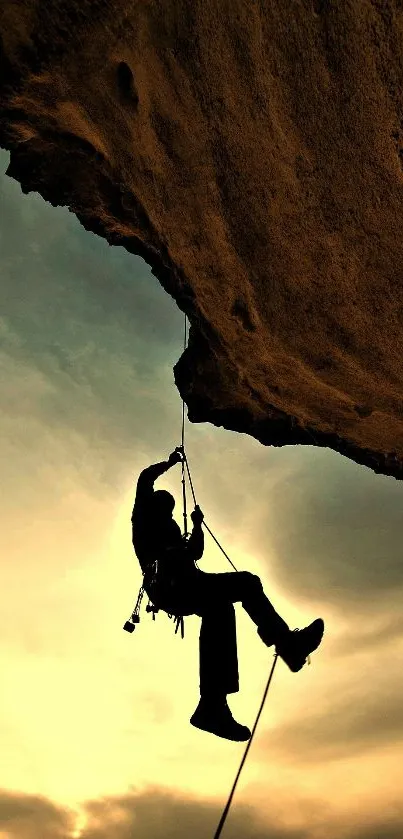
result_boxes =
[179,314,237,571]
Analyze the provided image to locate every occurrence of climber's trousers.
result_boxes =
[190,570,289,698]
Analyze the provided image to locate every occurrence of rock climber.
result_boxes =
[131,447,324,742]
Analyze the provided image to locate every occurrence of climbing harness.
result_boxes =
[123,311,280,839]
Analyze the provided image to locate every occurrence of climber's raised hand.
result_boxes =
[167,446,184,467]
[191,504,204,526]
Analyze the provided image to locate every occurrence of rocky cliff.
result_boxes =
[1,0,403,477]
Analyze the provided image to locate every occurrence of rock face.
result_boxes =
[1,0,403,478]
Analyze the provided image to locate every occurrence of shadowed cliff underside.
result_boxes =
[1,0,403,478]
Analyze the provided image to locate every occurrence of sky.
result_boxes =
[1,144,403,838]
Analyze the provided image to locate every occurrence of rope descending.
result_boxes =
[213,653,279,839]
[181,315,188,540]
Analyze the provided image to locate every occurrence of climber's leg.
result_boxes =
[193,569,289,645]
[199,601,239,697]
[190,600,251,742]
[191,569,324,672]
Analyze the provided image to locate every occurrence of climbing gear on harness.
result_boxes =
[146,602,160,620]
[170,613,185,639]
[122,584,145,633]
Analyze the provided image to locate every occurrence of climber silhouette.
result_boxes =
[131,448,324,742]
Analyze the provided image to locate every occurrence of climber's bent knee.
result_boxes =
[238,571,263,592]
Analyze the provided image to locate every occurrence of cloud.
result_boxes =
[79,788,296,839]
[0,790,75,839]
[253,447,403,612]
[1,786,403,839]
[258,669,403,764]
[0,788,307,839]
[332,612,403,659]
[348,824,403,839]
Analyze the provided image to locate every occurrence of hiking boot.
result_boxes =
[276,619,324,672]
[190,698,251,742]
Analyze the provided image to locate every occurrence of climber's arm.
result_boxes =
[186,505,205,562]
[187,522,204,562]
[133,449,182,513]
[138,459,170,489]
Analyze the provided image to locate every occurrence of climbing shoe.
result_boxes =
[276,618,324,672]
[190,698,251,742]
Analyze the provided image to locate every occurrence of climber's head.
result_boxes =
[152,489,175,520]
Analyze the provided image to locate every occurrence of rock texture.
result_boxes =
[1,0,403,478]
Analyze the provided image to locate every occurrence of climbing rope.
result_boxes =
[178,311,236,568]
[213,653,279,839]
[181,315,189,539]
[178,314,237,571]
[182,449,238,571]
